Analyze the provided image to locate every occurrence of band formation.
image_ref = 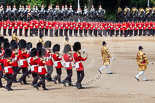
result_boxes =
[0,5,155,37]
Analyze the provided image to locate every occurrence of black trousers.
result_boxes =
[84,30,87,36]
[5,74,13,88]
[153,30,155,36]
[35,28,38,36]
[46,66,53,80]
[134,30,138,36]
[19,29,22,36]
[13,67,20,82]
[19,68,28,84]
[45,29,48,36]
[8,29,12,36]
[64,69,72,83]
[0,70,3,86]
[116,30,119,36]
[14,29,17,34]
[55,68,62,82]
[79,30,83,37]
[64,29,68,37]
[25,29,28,37]
[74,30,78,36]
[77,71,85,84]
[143,30,146,36]
[50,29,53,37]
[98,30,102,37]
[89,30,93,36]
[32,72,39,85]
[40,28,44,35]
[69,29,73,36]
[36,74,46,89]
[30,29,33,36]
[59,29,63,36]
[130,30,133,36]
[124,30,127,37]
[55,29,58,37]
[139,29,142,36]
[94,30,97,37]
[110,30,114,37]
[3,29,6,36]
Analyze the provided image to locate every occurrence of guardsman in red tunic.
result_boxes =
[84,22,89,36]
[59,21,64,36]
[49,21,53,37]
[39,20,45,35]
[74,22,79,37]
[69,22,74,37]
[115,23,119,37]
[0,47,4,88]
[45,21,49,36]
[120,23,124,36]
[29,48,39,86]
[34,20,39,36]
[54,22,59,37]
[18,39,30,84]
[18,21,23,36]
[148,22,152,36]
[11,41,19,82]
[79,22,83,37]
[44,41,54,82]
[73,42,87,89]
[110,22,114,37]
[52,44,62,84]
[104,22,108,36]
[139,21,143,36]
[23,21,29,37]
[34,48,48,90]
[143,21,147,36]
[3,49,15,91]
[8,21,13,36]
[3,21,7,36]
[64,22,69,37]
[29,21,34,36]
[62,44,73,87]
[134,22,138,36]
[14,22,18,35]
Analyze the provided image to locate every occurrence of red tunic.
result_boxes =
[17,49,30,68]
[11,50,18,67]
[63,54,73,70]
[3,59,14,74]
[38,58,47,75]
[45,50,53,66]
[52,53,62,68]
[29,57,39,73]
[73,52,87,71]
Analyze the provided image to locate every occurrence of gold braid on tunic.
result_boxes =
[136,51,149,71]
[101,46,111,66]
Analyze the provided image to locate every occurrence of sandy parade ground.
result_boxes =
[0,36,155,103]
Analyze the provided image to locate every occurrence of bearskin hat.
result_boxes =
[0,36,4,44]
[64,44,71,54]
[3,41,10,50]
[52,44,60,53]
[73,42,81,51]
[27,42,32,50]
[44,40,51,48]
[102,41,107,46]
[4,38,9,42]
[19,39,26,50]
[38,48,46,57]
[30,48,37,57]
[11,41,18,50]
[4,48,12,58]
[36,42,42,50]
[139,46,143,50]
[10,40,16,44]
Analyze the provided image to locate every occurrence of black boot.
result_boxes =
[62,80,67,87]
[34,84,39,90]
[42,84,48,90]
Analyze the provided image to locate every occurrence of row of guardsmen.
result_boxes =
[0,36,88,91]
[0,20,155,37]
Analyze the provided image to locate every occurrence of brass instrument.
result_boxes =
[117,7,122,13]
